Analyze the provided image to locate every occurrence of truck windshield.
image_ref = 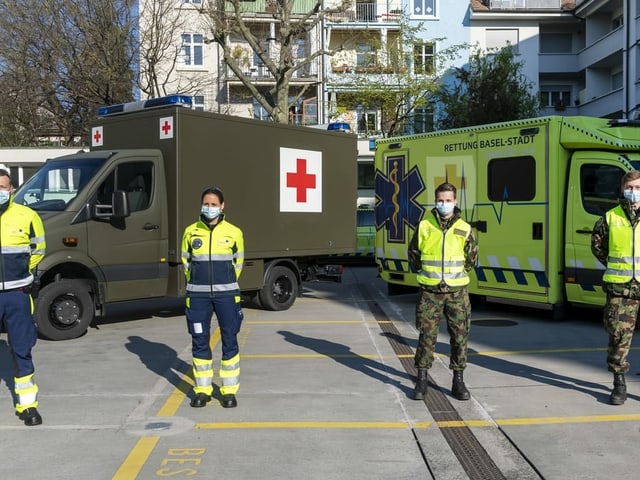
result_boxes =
[14,157,107,211]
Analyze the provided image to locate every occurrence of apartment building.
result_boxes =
[470,0,640,119]
[139,0,470,130]
[139,1,639,128]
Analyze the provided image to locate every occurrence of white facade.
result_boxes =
[470,0,640,119]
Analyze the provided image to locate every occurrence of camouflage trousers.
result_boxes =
[414,287,471,371]
[603,294,639,374]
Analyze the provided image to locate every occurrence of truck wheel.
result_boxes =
[259,265,298,311]
[35,280,94,341]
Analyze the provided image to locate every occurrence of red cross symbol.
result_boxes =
[161,120,172,136]
[287,158,316,202]
[93,129,101,144]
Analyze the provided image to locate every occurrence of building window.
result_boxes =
[413,107,433,134]
[357,112,377,134]
[612,14,623,30]
[183,0,202,4]
[412,0,435,17]
[356,44,376,68]
[540,87,571,108]
[193,95,205,111]
[540,33,572,54]
[182,33,203,66]
[486,29,519,54]
[414,43,434,75]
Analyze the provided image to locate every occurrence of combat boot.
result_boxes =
[452,370,470,401]
[610,373,627,405]
[413,368,428,400]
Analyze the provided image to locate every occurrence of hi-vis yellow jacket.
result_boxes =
[414,214,472,288]
[603,205,640,284]
[181,215,244,297]
[0,199,46,290]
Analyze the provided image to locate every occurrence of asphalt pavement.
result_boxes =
[0,266,638,479]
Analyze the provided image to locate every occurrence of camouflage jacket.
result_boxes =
[591,199,640,298]
[408,207,478,293]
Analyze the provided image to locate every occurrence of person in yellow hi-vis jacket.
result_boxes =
[181,187,244,409]
[0,169,46,426]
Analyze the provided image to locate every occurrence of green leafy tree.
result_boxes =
[331,15,465,137]
[436,45,539,129]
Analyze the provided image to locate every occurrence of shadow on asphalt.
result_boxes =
[277,329,414,398]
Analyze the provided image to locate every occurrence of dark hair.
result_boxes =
[201,187,224,203]
[435,182,457,199]
[0,168,11,181]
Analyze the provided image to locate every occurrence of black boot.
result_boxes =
[610,373,627,405]
[18,407,42,426]
[413,368,428,400]
[452,370,470,401]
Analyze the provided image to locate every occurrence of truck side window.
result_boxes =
[95,161,153,212]
[580,165,623,216]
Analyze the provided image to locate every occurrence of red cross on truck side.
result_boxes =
[93,129,101,144]
[161,120,172,136]
[286,158,316,203]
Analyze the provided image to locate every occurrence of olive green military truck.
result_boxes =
[13,96,357,340]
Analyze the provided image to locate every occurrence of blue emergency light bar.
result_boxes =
[97,95,193,117]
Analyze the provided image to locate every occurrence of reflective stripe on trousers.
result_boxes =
[15,373,38,413]
[220,354,240,395]
[192,357,214,396]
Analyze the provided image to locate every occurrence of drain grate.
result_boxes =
[360,285,508,480]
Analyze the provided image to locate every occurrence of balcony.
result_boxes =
[224,0,320,15]
[325,1,403,24]
[225,64,319,84]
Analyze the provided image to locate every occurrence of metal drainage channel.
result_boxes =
[359,286,506,480]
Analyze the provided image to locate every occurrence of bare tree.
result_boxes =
[201,0,351,123]
[138,0,215,98]
[0,0,136,145]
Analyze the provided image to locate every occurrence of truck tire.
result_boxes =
[258,265,298,311]
[35,280,94,341]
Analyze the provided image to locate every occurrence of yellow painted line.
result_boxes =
[245,320,372,325]
[193,413,640,432]
[196,421,432,429]
[495,414,640,426]
[112,436,159,479]
[438,420,495,428]
[114,329,221,476]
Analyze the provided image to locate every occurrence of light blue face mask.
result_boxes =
[0,190,10,205]
[435,201,455,216]
[201,206,221,220]
[623,189,640,204]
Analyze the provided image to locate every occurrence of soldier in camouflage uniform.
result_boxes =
[591,169,640,405]
[408,182,478,401]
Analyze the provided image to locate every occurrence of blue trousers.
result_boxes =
[0,290,37,377]
[186,295,243,361]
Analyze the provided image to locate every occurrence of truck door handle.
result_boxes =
[576,229,594,234]
[143,223,159,230]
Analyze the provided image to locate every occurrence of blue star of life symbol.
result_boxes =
[375,155,426,244]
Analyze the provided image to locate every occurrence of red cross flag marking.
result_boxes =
[91,126,103,147]
[287,158,316,203]
[280,147,322,212]
[159,116,174,139]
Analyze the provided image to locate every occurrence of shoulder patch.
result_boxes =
[192,238,203,249]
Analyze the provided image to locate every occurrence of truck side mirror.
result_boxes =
[93,190,130,219]
[111,190,130,218]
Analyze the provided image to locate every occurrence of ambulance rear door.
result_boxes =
[471,125,551,303]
